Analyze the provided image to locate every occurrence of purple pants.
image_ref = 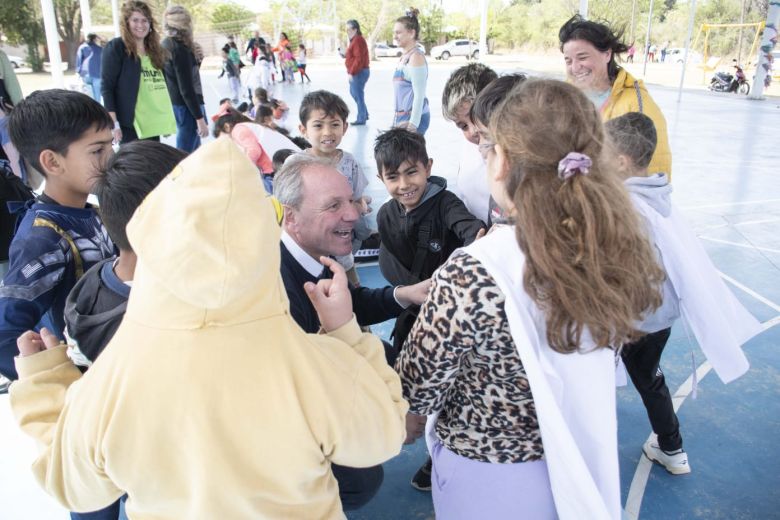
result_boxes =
[430,438,557,519]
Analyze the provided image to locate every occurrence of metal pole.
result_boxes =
[642,0,655,78]
[79,0,92,37]
[630,0,638,43]
[579,0,588,19]
[41,0,64,88]
[111,0,120,37]
[479,0,488,61]
[737,0,746,64]
[676,0,698,103]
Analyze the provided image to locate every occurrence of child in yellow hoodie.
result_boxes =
[10,137,408,519]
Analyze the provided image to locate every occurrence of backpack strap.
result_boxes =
[634,81,644,113]
[32,217,84,279]
[409,221,432,283]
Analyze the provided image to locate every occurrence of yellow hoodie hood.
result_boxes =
[126,137,287,327]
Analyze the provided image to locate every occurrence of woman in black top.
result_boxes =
[101,0,174,144]
[161,5,208,152]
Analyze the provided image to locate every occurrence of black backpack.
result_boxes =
[0,161,35,262]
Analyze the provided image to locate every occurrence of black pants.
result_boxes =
[332,463,383,511]
[621,327,683,452]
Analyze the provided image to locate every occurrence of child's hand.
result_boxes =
[395,279,432,308]
[304,257,354,333]
[357,196,372,215]
[404,412,426,444]
[16,328,62,357]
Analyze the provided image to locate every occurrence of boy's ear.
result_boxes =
[615,154,628,171]
[38,150,65,178]
[343,120,349,133]
[298,123,307,136]
[425,158,433,176]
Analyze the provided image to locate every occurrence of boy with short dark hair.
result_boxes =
[0,89,116,380]
[65,141,186,366]
[375,128,485,349]
[375,128,485,491]
[298,90,368,200]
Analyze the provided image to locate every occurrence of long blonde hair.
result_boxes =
[490,79,664,353]
[163,5,195,51]
[120,1,167,70]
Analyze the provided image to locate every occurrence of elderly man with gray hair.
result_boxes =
[275,153,429,511]
[276,154,430,336]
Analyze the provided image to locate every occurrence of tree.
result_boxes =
[0,0,45,72]
[54,0,85,72]
[211,2,256,36]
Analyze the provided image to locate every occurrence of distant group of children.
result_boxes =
[0,44,760,519]
[220,35,311,104]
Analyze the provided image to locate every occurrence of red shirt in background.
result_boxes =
[345,34,369,76]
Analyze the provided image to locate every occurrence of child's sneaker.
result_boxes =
[643,439,691,475]
[410,457,432,491]
[0,374,10,394]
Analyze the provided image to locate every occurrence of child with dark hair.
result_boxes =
[375,127,485,491]
[249,87,269,118]
[605,112,759,476]
[298,90,372,280]
[297,44,311,83]
[65,141,186,366]
[298,90,367,202]
[213,104,300,193]
[272,148,296,172]
[375,127,485,349]
[0,89,116,380]
[469,73,527,224]
[218,47,241,104]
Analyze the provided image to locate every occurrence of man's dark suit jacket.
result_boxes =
[280,242,404,333]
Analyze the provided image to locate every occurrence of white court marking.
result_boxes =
[623,269,780,519]
[698,237,780,255]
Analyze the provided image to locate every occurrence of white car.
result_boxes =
[431,40,479,60]
[6,55,26,68]
[374,43,425,57]
[374,43,402,57]
[664,48,702,64]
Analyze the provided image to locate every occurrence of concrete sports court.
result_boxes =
[1,57,778,519]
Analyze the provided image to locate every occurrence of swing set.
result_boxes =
[690,22,765,81]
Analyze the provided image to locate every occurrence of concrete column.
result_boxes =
[41,0,64,88]
[748,4,780,99]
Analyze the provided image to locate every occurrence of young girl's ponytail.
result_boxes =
[490,79,665,353]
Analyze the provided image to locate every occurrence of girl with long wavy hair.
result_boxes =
[161,5,208,152]
[102,1,175,144]
[396,79,665,519]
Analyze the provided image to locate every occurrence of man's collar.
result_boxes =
[281,230,323,278]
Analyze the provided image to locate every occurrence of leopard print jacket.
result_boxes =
[395,251,544,464]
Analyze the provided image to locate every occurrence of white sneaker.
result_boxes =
[643,439,691,475]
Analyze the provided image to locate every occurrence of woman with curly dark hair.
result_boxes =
[559,15,672,178]
[102,1,176,144]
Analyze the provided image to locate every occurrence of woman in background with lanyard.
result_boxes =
[102,0,176,144]
[392,9,430,135]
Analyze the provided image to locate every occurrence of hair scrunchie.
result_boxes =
[557,152,592,181]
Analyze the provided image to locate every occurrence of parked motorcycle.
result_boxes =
[709,63,750,95]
